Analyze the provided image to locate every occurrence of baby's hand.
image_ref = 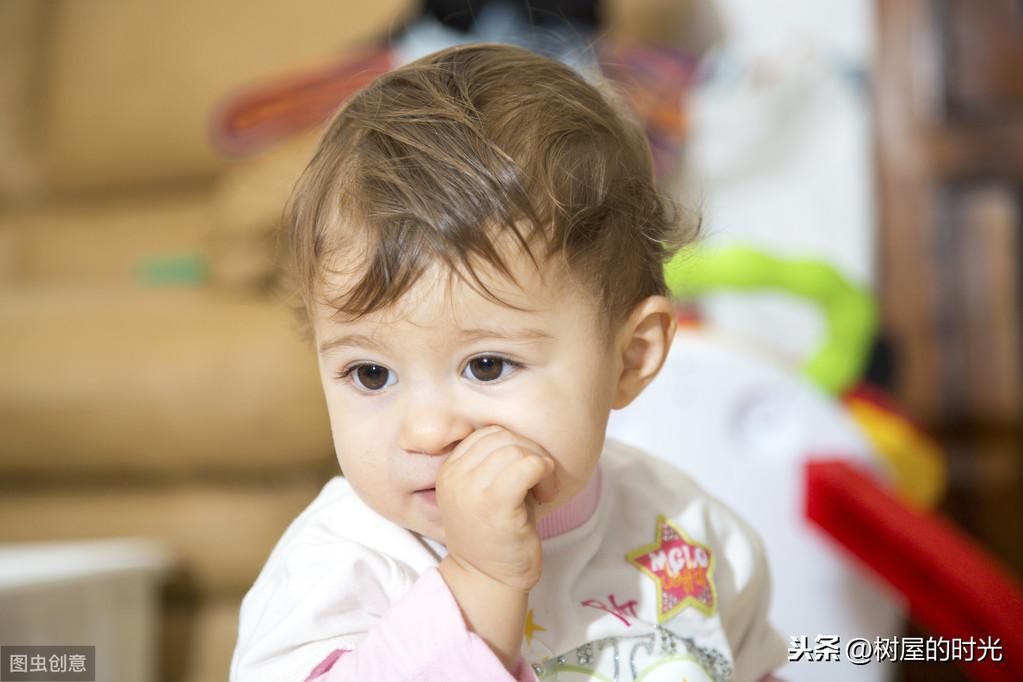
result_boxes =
[437,425,559,594]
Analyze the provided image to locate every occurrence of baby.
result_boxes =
[231,43,788,682]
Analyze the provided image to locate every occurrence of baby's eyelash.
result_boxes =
[463,354,524,382]
[335,363,386,382]
[334,355,524,390]
[475,355,523,370]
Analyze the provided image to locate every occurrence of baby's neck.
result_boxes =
[536,467,603,540]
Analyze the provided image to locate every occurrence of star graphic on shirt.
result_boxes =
[523,609,546,646]
[626,514,716,623]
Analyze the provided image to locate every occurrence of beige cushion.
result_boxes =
[208,131,321,292]
[0,1,45,202]
[0,189,212,286]
[0,288,334,477]
[0,478,330,598]
[40,0,414,189]
[0,223,21,284]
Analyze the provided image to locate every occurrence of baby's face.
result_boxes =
[312,238,622,545]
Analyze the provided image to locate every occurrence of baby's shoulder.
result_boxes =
[233,478,421,680]
[253,476,429,591]
[601,438,768,564]
[264,476,370,554]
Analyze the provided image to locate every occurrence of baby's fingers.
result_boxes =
[530,459,559,504]
[485,449,558,508]
[446,424,505,467]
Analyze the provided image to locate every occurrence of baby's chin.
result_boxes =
[395,500,445,544]
[351,488,449,546]
[409,519,446,547]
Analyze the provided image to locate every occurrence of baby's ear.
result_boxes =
[611,296,677,409]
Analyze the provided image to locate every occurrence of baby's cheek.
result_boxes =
[546,373,594,420]
[525,386,589,452]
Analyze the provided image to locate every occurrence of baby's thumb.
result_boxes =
[530,457,559,504]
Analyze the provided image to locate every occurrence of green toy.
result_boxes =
[664,245,877,395]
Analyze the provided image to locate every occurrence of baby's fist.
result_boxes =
[436,425,559,593]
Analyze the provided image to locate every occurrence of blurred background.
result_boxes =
[0,1,1019,681]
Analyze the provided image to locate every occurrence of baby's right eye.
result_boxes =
[337,363,397,393]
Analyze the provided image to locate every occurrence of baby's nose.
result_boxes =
[398,399,473,457]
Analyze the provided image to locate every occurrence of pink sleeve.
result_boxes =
[304,566,537,682]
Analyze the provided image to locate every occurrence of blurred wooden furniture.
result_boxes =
[874,0,1023,679]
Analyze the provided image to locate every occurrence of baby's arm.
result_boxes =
[429,425,558,669]
[437,554,529,674]
[231,540,536,682]
[303,564,534,681]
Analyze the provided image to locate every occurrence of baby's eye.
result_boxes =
[462,355,521,383]
[338,363,396,392]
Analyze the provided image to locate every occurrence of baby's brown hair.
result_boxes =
[283,42,699,345]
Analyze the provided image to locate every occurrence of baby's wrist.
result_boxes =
[439,554,533,596]
[438,556,529,673]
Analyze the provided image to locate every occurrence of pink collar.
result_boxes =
[537,466,603,540]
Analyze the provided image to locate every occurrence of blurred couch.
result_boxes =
[0,1,413,680]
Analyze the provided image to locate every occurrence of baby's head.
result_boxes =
[284,43,698,543]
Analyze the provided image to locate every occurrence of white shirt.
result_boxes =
[232,436,788,681]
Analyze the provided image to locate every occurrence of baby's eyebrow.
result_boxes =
[318,333,385,355]
[458,327,553,343]
[318,327,553,355]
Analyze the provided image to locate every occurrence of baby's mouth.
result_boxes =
[414,487,438,505]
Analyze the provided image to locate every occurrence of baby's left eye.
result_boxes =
[462,355,521,383]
